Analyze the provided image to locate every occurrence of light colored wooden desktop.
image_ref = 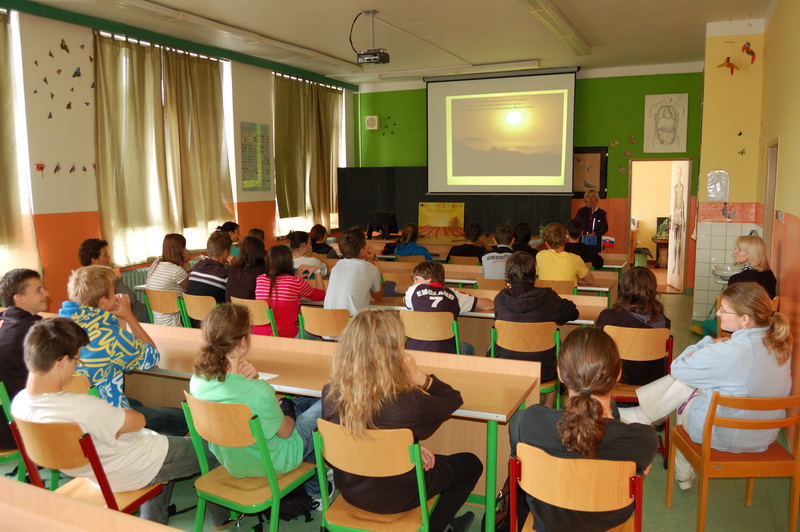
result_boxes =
[1,476,174,531]
[125,323,539,519]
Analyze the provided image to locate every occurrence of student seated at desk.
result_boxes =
[511,222,538,259]
[446,221,490,264]
[60,265,188,437]
[596,267,671,385]
[536,223,593,286]
[290,230,328,278]
[78,238,149,323]
[217,221,241,261]
[494,252,578,407]
[190,304,322,500]
[187,231,231,307]
[482,223,515,279]
[564,219,604,270]
[255,245,324,338]
[225,236,267,302]
[509,328,657,531]
[394,223,433,261]
[324,227,382,316]
[322,309,481,532]
[13,318,229,527]
[404,261,493,355]
[146,233,191,327]
[310,224,339,258]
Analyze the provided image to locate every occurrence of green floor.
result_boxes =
[4,294,798,531]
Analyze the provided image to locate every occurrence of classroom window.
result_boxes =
[0,10,41,277]
[95,33,234,266]
[273,73,343,235]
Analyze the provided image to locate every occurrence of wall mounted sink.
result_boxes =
[712,265,742,283]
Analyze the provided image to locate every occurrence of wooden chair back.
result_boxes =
[773,296,781,312]
[475,275,507,290]
[13,419,88,470]
[230,297,270,326]
[144,288,180,314]
[181,293,217,323]
[562,294,608,324]
[63,375,93,395]
[536,280,575,295]
[703,392,800,439]
[400,310,455,342]
[316,419,415,477]
[300,307,350,338]
[381,271,413,286]
[319,256,340,272]
[183,392,256,447]
[604,326,672,362]
[377,261,415,276]
[494,321,557,352]
[396,255,426,264]
[511,443,641,531]
[450,255,480,266]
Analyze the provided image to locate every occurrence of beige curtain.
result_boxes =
[274,75,341,228]
[96,36,233,265]
[163,50,232,228]
[0,12,21,244]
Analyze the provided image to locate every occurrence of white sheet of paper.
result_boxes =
[258,372,279,381]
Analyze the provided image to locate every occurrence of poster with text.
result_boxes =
[241,122,271,191]
[418,203,465,237]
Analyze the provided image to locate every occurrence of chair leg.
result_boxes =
[15,459,27,483]
[194,497,206,532]
[49,468,60,490]
[744,477,755,506]
[696,472,709,532]
[269,501,281,532]
[665,432,676,508]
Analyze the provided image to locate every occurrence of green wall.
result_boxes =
[353,72,703,198]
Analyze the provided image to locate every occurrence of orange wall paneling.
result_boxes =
[233,200,279,247]
[32,211,102,312]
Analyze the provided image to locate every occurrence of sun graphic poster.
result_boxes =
[418,203,464,237]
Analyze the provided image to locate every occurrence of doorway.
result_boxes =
[629,159,692,293]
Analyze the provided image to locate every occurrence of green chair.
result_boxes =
[182,392,316,532]
[298,307,350,339]
[399,309,462,354]
[143,288,182,326]
[0,381,28,483]
[178,293,218,327]
[313,419,438,531]
[490,320,562,409]
[230,297,280,337]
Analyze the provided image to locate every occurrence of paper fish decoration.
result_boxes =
[89,56,94,63]
[69,164,76,173]
[33,89,37,94]
[82,166,87,172]
[80,44,85,50]
[56,69,62,75]
[72,67,81,77]
[84,102,90,106]
[738,149,746,156]
[609,139,619,147]
[34,59,38,66]
[717,56,740,75]
[48,51,54,58]
[47,112,52,119]
[50,92,54,99]
[624,149,633,158]
[66,102,72,109]
[742,42,756,64]
[43,76,48,85]
[71,87,74,92]
[35,163,46,178]
[60,39,70,53]
[617,166,627,174]
[54,163,61,174]
[628,135,638,144]
[91,82,95,88]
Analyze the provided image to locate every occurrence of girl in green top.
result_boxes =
[189,303,320,480]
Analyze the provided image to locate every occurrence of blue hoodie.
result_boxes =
[394,242,432,261]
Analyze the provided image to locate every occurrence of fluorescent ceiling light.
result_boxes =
[518,0,591,56]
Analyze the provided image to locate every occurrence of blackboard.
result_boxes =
[338,167,573,234]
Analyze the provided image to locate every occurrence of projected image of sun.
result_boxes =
[506,110,523,126]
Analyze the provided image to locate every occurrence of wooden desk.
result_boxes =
[126,323,538,531]
[0,476,173,531]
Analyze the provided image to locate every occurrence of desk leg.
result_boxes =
[484,420,498,532]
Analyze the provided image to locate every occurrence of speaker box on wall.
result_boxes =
[365,115,380,130]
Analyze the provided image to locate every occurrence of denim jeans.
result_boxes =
[140,436,228,525]
[129,397,189,437]
[288,397,323,497]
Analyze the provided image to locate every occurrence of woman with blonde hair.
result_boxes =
[145,233,191,326]
[621,282,792,489]
[728,234,777,298]
[510,327,658,530]
[322,308,481,532]
[394,223,433,261]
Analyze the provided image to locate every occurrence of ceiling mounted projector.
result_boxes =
[357,49,390,64]
[351,10,389,65]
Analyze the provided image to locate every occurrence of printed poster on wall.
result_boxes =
[644,93,688,153]
[241,122,271,191]
[418,203,464,237]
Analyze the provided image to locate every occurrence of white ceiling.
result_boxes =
[29,0,774,86]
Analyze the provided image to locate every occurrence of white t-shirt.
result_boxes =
[146,260,188,326]
[323,258,381,316]
[292,255,328,278]
[12,390,168,492]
